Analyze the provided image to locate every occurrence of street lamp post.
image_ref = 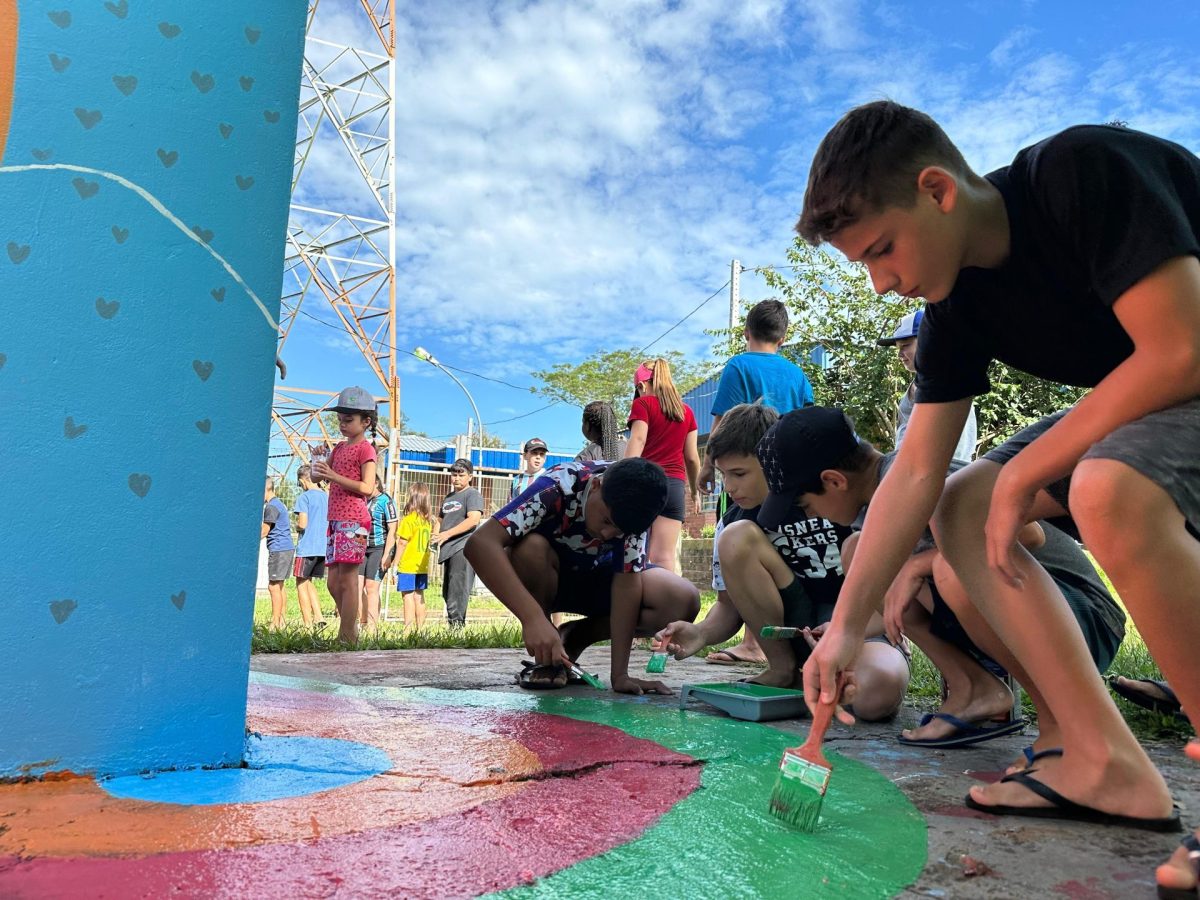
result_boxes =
[414,346,484,465]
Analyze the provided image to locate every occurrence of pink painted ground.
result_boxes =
[0,686,701,899]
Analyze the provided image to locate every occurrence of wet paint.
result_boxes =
[0,676,927,899]
[100,734,392,805]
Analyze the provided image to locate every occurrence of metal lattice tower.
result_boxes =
[270,1,397,482]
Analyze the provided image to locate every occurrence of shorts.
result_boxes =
[267,549,295,582]
[776,577,909,669]
[659,478,687,523]
[327,520,368,566]
[397,572,428,592]
[549,563,616,618]
[293,555,326,579]
[983,399,1200,540]
[361,544,387,580]
[927,576,1123,677]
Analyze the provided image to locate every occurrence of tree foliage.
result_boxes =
[534,347,713,424]
[724,239,1085,453]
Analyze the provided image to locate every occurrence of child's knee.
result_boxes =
[1070,459,1170,565]
[717,519,767,566]
[931,469,992,555]
[852,656,908,721]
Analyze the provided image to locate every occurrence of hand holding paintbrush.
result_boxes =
[768,675,844,831]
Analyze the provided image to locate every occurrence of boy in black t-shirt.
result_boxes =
[657,403,910,721]
[796,102,1196,872]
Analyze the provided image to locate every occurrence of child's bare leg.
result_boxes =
[295,577,315,627]
[336,565,360,644]
[508,535,569,680]
[268,581,286,629]
[636,568,701,636]
[935,462,1172,820]
[718,520,800,687]
[849,630,909,721]
[1071,460,1200,891]
[402,591,415,628]
[415,590,426,629]
[363,579,381,630]
[646,515,682,571]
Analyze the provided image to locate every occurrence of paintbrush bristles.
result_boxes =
[768,749,830,831]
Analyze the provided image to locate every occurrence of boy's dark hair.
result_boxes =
[803,439,877,495]
[600,458,668,535]
[297,465,312,485]
[796,100,973,245]
[705,402,779,464]
[745,299,789,344]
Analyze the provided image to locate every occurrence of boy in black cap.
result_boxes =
[765,407,1125,762]
[797,102,1197,854]
[466,458,700,694]
[510,437,549,499]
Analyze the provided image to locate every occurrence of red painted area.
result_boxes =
[0,690,701,899]
[1053,876,1116,900]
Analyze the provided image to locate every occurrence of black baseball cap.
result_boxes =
[523,437,548,453]
[755,407,860,530]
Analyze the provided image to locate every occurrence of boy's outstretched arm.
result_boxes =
[987,256,1200,578]
[656,590,741,659]
[610,572,670,695]
[803,398,971,709]
[465,521,564,665]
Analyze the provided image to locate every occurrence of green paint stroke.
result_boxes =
[250,673,926,899]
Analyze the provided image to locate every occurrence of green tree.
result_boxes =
[731,239,1084,452]
[534,348,713,424]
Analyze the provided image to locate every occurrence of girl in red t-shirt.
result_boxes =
[625,358,700,568]
[313,386,378,645]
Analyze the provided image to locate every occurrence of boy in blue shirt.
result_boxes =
[292,465,329,629]
[797,103,1198,887]
[262,476,296,630]
[700,297,814,666]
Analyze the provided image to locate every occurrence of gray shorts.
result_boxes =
[267,549,295,582]
[982,399,1200,538]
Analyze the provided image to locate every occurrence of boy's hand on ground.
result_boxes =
[986,466,1038,587]
[655,621,703,659]
[612,674,673,696]
[523,617,566,667]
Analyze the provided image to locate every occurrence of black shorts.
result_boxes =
[360,544,387,581]
[293,555,326,579]
[550,563,615,618]
[659,478,686,522]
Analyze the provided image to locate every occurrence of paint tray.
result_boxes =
[679,681,809,722]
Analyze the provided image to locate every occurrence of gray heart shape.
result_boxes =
[196,419,212,433]
[263,110,280,123]
[128,473,151,497]
[245,26,261,44]
[95,297,120,319]
[219,123,234,139]
[7,243,30,264]
[48,10,71,28]
[239,76,254,92]
[157,148,179,168]
[190,70,214,92]
[105,0,129,18]
[193,359,214,381]
[160,22,182,39]
[31,148,53,161]
[73,177,99,199]
[236,175,254,191]
[64,416,88,438]
[112,226,129,244]
[112,74,137,95]
[74,108,102,129]
[49,599,78,623]
[49,53,71,73]
[211,286,226,301]
[171,590,186,610]
[192,225,214,243]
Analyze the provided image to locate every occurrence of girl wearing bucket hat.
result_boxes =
[625,358,701,569]
[313,385,378,644]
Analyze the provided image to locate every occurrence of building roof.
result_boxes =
[400,434,451,453]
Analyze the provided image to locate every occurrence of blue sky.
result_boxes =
[277,0,1200,455]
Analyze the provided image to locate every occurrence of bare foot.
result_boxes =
[706,643,767,665]
[745,667,798,688]
[968,751,1174,822]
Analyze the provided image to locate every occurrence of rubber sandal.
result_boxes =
[705,648,766,666]
[965,770,1183,832]
[1020,746,1064,767]
[1157,833,1200,899]
[1109,676,1185,719]
[516,661,569,690]
[897,712,1026,749]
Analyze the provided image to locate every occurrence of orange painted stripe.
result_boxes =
[0,0,16,165]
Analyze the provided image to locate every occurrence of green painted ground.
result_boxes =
[251,673,928,899]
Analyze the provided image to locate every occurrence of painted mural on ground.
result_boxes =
[0,678,927,898]
[0,2,306,777]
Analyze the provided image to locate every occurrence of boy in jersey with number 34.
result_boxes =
[657,403,909,721]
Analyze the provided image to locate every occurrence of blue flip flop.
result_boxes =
[1020,746,1064,767]
[897,712,1026,749]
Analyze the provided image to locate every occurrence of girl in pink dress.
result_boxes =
[313,386,378,644]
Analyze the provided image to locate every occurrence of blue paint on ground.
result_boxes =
[99,735,392,806]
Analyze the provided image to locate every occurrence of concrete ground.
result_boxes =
[253,647,1198,900]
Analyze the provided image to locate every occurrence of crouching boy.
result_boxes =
[466,457,700,695]
[658,403,909,720]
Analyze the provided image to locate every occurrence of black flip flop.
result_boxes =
[1157,833,1200,899]
[1109,676,1185,719]
[516,660,570,690]
[965,770,1183,832]
[897,712,1026,749]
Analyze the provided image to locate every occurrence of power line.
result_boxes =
[638,279,731,354]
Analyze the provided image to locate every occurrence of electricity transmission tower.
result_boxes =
[270,1,398,484]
